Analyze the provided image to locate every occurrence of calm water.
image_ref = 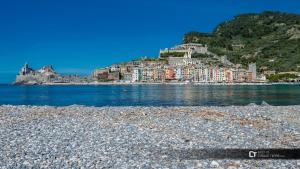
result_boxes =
[0,84,300,106]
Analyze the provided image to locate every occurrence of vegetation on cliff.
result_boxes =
[267,73,299,82]
[183,11,300,72]
[160,52,185,58]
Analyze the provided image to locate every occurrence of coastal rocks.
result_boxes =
[247,103,257,106]
[210,161,220,168]
[261,101,270,106]
[0,105,299,168]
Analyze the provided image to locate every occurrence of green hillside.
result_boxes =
[183,11,300,72]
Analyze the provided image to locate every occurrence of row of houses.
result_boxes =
[93,61,262,83]
[130,65,259,83]
[93,43,264,83]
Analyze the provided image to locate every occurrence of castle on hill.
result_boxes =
[15,63,58,84]
[159,43,209,58]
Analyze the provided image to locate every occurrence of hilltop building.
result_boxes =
[159,43,209,58]
[19,63,34,75]
[15,63,58,84]
[37,65,56,76]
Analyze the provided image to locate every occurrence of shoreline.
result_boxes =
[9,81,300,86]
[1,104,300,107]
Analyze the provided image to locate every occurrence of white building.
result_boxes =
[110,64,120,72]
[132,68,142,82]
[202,68,209,82]
[175,67,182,80]
[219,68,225,82]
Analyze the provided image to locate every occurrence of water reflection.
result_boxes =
[0,84,300,106]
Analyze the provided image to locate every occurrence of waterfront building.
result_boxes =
[248,63,257,81]
[188,67,195,81]
[225,69,233,82]
[142,68,154,82]
[152,66,165,82]
[152,68,159,81]
[158,69,165,82]
[141,68,147,82]
[183,67,190,81]
[232,69,239,82]
[238,69,247,82]
[175,67,182,80]
[207,67,213,82]
[165,67,175,80]
[132,68,142,82]
[108,71,120,81]
[201,67,209,82]
[200,67,207,82]
[216,68,223,82]
[219,68,225,82]
[148,68,155,81]
[123,73,132,82]
[212,67,219,82]
[194,67,203,82]
[93,68,109,81]
[247,72,253,82]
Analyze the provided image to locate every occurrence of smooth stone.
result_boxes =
[210,161,220,168]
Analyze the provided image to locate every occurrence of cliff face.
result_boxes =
[15,74,57,85]
[183,11,300,72]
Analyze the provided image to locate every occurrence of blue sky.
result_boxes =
[0,0,300,83]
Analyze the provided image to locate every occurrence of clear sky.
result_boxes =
[1,0,300,83]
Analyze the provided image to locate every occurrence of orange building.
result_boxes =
[225,69,233,82]
[165,68,175,80]
[247,72,253,81]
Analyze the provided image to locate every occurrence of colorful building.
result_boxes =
[132,68,142,82]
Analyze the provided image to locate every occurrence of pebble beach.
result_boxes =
[0,105,300,168]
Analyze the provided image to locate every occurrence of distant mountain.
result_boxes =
[183,11,300,72]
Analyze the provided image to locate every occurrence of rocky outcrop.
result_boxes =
[14,63,58,85]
